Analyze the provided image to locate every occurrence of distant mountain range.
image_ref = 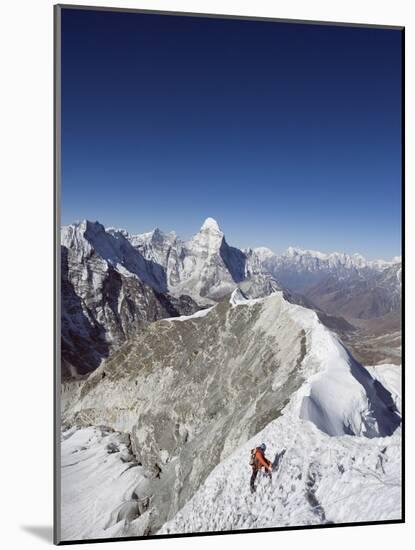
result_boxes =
[61,217,401,377]
[251,244,401,320]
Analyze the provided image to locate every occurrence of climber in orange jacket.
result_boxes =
[250,443,272,493]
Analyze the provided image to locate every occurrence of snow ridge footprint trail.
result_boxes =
[305,463,327,523]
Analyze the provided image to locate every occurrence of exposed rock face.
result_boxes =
[123,228,181,288]
[61,221,199,378]
[62,291,400,534]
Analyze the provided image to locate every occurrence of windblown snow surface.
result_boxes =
[160,412,401,534]
[366,364,402,415]
[61,426,153,540]
[60,292,401,539]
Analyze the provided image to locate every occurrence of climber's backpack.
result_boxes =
[249,448,257,466]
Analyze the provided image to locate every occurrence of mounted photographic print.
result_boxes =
[54,5,404,545]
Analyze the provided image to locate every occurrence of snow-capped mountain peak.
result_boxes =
[252,246,276,261]
[189,217,225,257]
[150,227,171,244]
[285,246,342,262]
[282,246,371,271]
[62,218,103,243]
[200,217,222,233]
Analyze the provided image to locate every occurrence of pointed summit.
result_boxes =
[200,217,221,233]
[151,227,164,242]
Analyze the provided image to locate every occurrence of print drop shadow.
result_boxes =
[20,525,53,543]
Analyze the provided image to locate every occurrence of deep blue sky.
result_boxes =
[61,8,402,260]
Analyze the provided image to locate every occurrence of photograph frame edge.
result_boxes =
[54,3,63,546]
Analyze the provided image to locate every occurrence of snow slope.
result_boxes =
[160,416,401,534]
[60,426,153,541]
[366,364,402,415]
[254,293,400,438]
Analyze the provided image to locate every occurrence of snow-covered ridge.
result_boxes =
[229,287,268,307]
[166,306,214,322]
[158,300,402,535]
[229,288,249,306]
[259,294,400,438]
[160,394,401,534]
